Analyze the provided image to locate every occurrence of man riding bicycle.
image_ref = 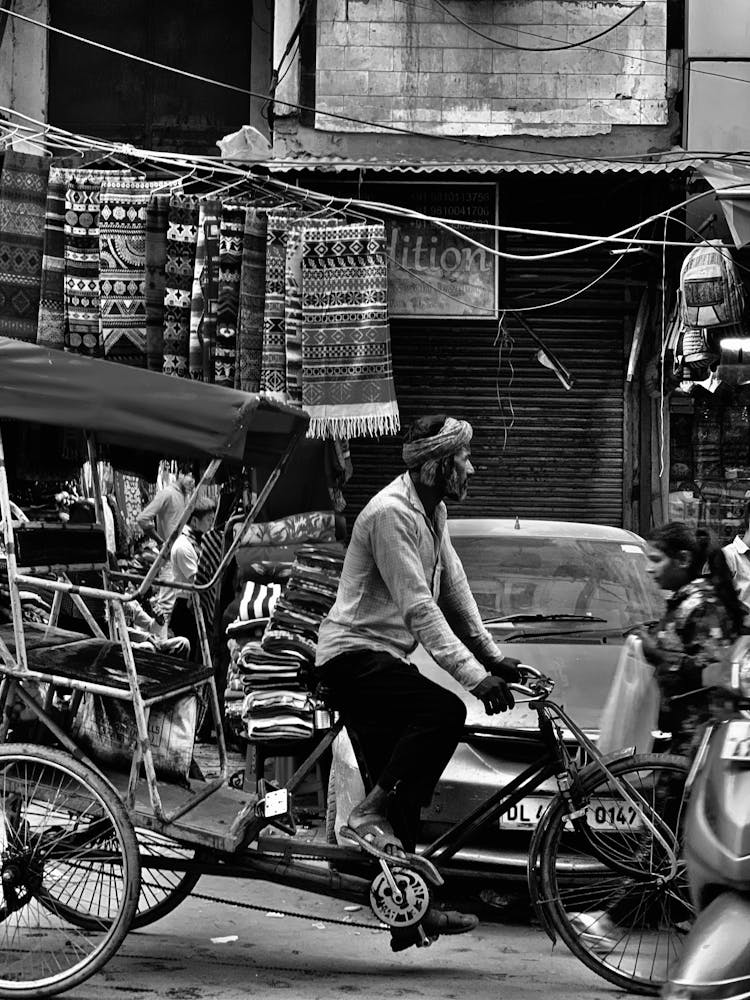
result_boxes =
[316,414,521,949]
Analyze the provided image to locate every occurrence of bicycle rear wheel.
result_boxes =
[535,753,691,996]
[0,743,140,998]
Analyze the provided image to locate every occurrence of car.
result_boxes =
[326,517,662,879]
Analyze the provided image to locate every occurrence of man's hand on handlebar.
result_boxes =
[488,656,522,684]
[471,675,515,714]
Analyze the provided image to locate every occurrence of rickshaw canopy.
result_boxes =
[0,337,309,465]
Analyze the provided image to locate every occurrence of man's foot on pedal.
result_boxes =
[341,813,407,860]
[390,906,478,952]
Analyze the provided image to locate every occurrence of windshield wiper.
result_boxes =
[484,613,607,625]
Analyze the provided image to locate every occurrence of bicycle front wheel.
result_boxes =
[0,743,140,998]
[536,752,691,996]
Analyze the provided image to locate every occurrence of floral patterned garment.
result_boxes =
[651,577,738,756]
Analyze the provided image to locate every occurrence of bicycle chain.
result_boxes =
[188,889,386,932]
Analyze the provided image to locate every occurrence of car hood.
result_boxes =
[411,637,623,733]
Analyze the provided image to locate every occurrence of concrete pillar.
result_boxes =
[0,0,49,151]
[273,0,300,121]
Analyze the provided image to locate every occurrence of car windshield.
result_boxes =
[450,534,661,631]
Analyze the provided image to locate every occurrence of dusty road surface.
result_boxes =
[65,876,639,1000]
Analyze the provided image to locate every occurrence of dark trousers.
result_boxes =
[170,597,199,662]
[319,649,466,852]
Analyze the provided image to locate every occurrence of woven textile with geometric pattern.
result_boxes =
[301,222,400,439]
[0,151,50,343]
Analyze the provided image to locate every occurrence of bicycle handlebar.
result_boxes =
[508,664,555,701]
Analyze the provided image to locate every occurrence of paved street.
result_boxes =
[66,876,637,1000]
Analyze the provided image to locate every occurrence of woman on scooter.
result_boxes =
[642,521,746,757]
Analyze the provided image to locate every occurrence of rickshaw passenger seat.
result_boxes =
[0,623,212,701]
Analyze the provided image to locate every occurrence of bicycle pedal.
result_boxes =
[416,926,432,948]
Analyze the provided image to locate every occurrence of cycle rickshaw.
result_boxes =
[0,337,691,997]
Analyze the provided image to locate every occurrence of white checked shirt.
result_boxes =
[316,473,500,690]
[723,534,750,608]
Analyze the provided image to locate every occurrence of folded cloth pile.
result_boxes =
[241,689,313,741]
[224,544,344,742]
[225,638,312,740]
[259,544,343,663]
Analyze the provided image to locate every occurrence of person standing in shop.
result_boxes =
[169,495,217,661]
[136,465,195,627]
[722,499,750,614]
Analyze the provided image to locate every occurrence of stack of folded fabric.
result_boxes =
[242,690,313,741]
[233,544,344,742]
[259,545,343,664]
[233,639,314,741]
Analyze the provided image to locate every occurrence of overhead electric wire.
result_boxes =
[3,4,750,169]
[0,117,743,326]
[398,0,750,95]
[432,0,645,52]
[1,111,746,269]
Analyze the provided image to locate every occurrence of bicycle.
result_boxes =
[325,664,690,996]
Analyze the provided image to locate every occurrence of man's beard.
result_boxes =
[443,466,469,502]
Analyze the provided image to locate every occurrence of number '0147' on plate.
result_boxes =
[498,796,643,830]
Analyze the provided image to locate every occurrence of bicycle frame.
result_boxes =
[126,685,680,903]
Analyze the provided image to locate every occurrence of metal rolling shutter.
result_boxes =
[345,243,626,527]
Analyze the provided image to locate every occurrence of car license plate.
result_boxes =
[499,795,643,831]
[721,720,750,762]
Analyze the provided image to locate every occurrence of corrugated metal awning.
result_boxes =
[267,155,696,175]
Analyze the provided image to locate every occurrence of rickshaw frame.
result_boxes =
[0,338,689,999]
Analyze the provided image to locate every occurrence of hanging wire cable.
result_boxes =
[494,312,516,451]
[400,0,750,92]
[659,209,671,481]
[1,111,747,270]
[270,0,311,90]
[4,4,750,169]
[432,0,645,52]
[274,40,301,90]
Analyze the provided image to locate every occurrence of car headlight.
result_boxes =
[730,635,750,698]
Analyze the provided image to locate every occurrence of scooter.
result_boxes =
[663,634,750,1000]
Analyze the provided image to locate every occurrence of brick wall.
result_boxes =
[314,0,668,137]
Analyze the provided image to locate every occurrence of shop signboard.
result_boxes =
[368,182,498,318]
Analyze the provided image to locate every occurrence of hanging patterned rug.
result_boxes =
[145,192,170,371]
[39,167,133,350]
[163,193,200,378]
[301,222,400,439]
[215,202,244,387]
[284,216,341,407]
[0,150,50,343]
[64,175,109,356]
[189,199,219,381]
[99,182,161,367]
[37,167,68,349]
[237,205,267,393]
[260,208,298,401]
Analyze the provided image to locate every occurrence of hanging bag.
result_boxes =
[597,635,660,756]
[678,243,745,331]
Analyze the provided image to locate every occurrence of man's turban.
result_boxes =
[402,417,473,486]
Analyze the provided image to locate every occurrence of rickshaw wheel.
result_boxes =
[0,743,140,999]
[44,828,205,930]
